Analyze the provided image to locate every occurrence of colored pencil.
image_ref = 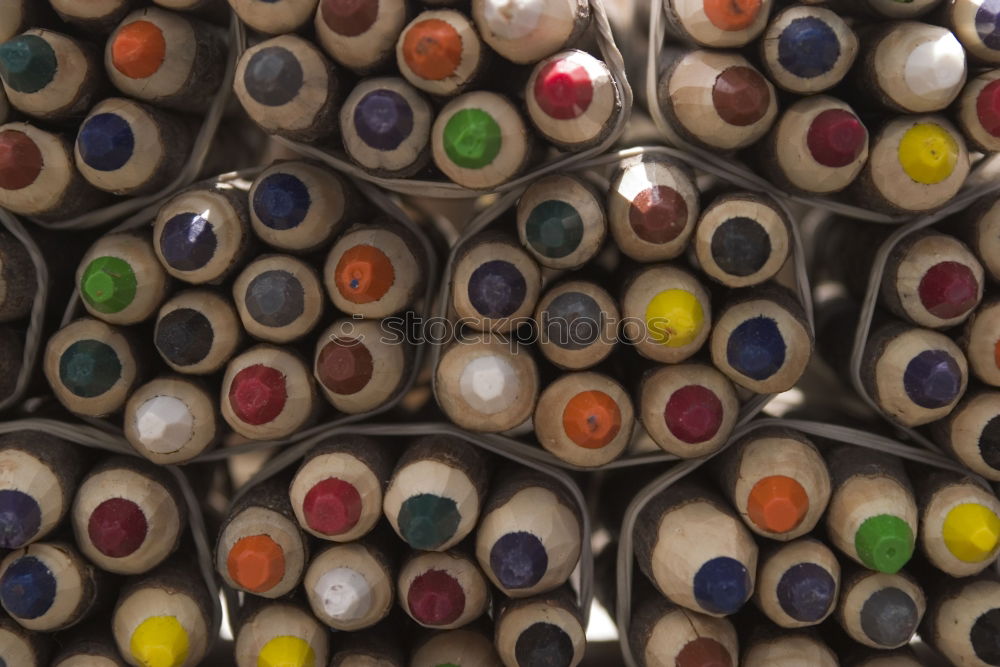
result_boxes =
[709,284,812,394]
[628,596,739,667]
[249,160,355,253]
[854,22,966,114]
[233,254,323,344]
[945,0,1000,64]
[44,318,142,417]
[824,446,917,573]
[760,96,868,195]
[123,375,219,464]
[431,91,531,189]
[879,231,983,329]
[75,98,194,196]
[607,155,699,262]
[315,0,408,73]
[396,10,485,97]
[111,557,214,667]
[383,435,489,552]
[836,564,924,649]
[0,609,48,667]
[435,333,540,432]
[451,232,541,333]
[534,280,618,370]
[754,538,840,628]
[328,620,403,666]
[921,573,1000,667]
[931,387,1000,480]
[305,537,395,630]
[324,220,425,319]
[411,627,503,667]
[525,49,621,151]
[962,295,1000,387]
[657,48,778,151]
[660,0,770,48]
[494,586,585,667]
[0,30,102,122]
[956,71,1000,153]
[154,288,243,375]
[72,456,186,575]
[76,232,171,326]
[234,34,341,142]
[0,541,106,631]
[50,0,132,32]
[0,432,84,550]
[106,7,227,111]
[228,0,319,35]
[234,598,329,667]
[713,426,831,540]
[471,0,589,64]
[50,621,127,667]
[398,548,488,629]
[475,468,582,597]
[534,371,634,467]
[153,185,252,285]
[860,321,968,426]
[313,318,411,414]
[693,192,791,288]
[0,230,36,323]
[289,435,393,542]
[621,264,711,364]
[760,6,857,94]
[742,630,838,667]
[0,122,105,220]
[216,476,308,598]
[517,174,607,270]
[638,362,739,459]
[850,115,969,214]
[634,478,757,617]
[340,77,432,177]
[915,469,1000,576]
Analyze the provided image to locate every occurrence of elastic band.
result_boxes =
[269,0,635,199]
[30,14,240,231]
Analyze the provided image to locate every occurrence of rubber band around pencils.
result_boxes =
[235,0,634,199]
[224,420,595,626]
[614,416,996,667]
[57,166,440,464]
[840,176,1000,455]
[426,145,815,471]
[645,0,1000,223]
